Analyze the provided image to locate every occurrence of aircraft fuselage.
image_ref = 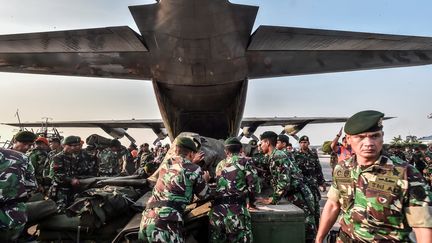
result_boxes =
[129,0,258,139]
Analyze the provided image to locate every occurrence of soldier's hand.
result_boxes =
[247,203,258,211]
[192,151,205,164]
[320,184,327,192]
[71,178,80,187]
[203,171,210,182]
[256,197,272,205]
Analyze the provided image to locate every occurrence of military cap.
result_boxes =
[14,131,37,143]
[49,137,61,144]
[277,134,289,144]
[260,131,278,140]
[63,136,81,145]
[299,135,309,143]
[35,137,49,146]
[110,139,121,147]
[249,139,258,147]
[224,137,242,147]
[175,137,198,152]
[344,110,384,135]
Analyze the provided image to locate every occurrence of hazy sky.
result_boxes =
[0,0,431,146]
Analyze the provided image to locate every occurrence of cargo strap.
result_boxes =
[146,200,185,214]
[212,195,246,206]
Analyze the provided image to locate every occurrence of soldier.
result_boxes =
[276,134,294,159]
[257,131,317,242]
[139,137,210,242]
[209,137,259,243]
[330,128,353,163]
[411,146,427,176]
[48,136,82,212]
[11,131,37,154]
[294,135,326,228]
[27,137,50,192]
[75,144,98,177]
[0,148,38,241]
[424,143,432,186]
[137,143,156,177]
[316,110,432,243]
[97,139,123,176]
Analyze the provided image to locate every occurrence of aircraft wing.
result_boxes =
[241,117,350,127]
[0,26,152,80]
[246,26,432,78]
[2,119,164,129]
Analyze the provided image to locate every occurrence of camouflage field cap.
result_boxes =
[224,137,242,147]
[176,137,198,152]
[277,134,289,144]
[260,131,278,140]
[63,136,81,145]
[14,131,37,143]
[299,135,309,143]
[344,110,384,135]
[110,139,121,147]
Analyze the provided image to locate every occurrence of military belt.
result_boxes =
[338,230,361,243]
[213,195,246,206]
[146,200,185,214]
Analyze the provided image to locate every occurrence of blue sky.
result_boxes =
[0,0,431,146]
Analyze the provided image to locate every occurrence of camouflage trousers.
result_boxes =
[0,203,27,242]
[209,204,252,243]
[139,209,184,243]
[286,187,317,240]
[308,184,322,228]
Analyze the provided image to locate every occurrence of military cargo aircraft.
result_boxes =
[0,0,431,141]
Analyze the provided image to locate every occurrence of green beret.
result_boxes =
[14,131,37,143]
[344,110,384,135]
[248,139,258,147]
[110,139,121,147]
[224,137,242,147]
[176,137,198,152]
[299,135,309,143]
[63,136,81,145]
[260,131,278,140]
[277,135,289,144]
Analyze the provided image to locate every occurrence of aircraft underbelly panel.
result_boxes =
[153,80,248,140]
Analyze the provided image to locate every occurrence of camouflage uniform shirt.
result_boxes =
[97,148,121,176]
[209,154,259,242]
[0,148,37,238]
[328,155,432,242]
[139,155,209,242]
[27,147,49,185]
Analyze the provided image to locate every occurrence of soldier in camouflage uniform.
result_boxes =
[424,143,432,186]
[97,139,123,176]
[294,135,326,228]
[27,137,51,193]
[258,131,317,242]
[139,137,210,242]
[11,131,36,154]
[0,147,38,241]
[209,137,259,243]
[316,110,432,243]
[136,143,156,177]
[48,136,82,212]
